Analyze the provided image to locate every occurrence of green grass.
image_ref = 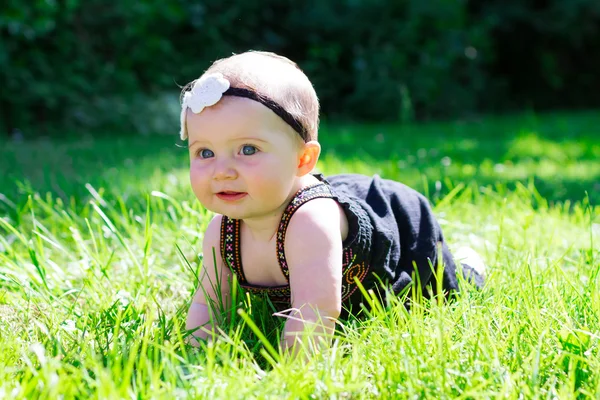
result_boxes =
[0,111,599,398]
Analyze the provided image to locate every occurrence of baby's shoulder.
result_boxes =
[202,214,224,247]
[286,197,348,243]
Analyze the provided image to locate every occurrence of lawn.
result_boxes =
[0,111,599,398]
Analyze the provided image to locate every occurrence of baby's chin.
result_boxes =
[195,199,238,218]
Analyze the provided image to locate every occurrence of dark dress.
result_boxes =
[220,174,483,317]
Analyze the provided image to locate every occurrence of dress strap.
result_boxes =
[276,183,335,281]
[220,216,248,284]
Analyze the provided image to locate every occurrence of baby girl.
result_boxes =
[180,51,485,351]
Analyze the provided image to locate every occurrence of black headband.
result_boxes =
[222,87,309,142]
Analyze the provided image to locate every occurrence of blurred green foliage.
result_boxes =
[1,0,599,136]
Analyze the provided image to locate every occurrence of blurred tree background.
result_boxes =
[1,0,599,137]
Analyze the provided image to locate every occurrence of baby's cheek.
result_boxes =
[189,170,207,198]
[189,168,199,188]
[257,174,291,200]
[247,174,270,193]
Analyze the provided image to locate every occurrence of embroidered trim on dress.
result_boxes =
[220,217,247,283]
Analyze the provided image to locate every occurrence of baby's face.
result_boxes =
[186,97,304,220]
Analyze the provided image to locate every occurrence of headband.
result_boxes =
[179,73,308,142]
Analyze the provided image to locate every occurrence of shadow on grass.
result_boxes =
[1,110,598,218]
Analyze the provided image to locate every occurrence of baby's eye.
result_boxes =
[240,145,258,156]
[198,148,214,159]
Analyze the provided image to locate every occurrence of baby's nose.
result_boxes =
[213,160,238,180]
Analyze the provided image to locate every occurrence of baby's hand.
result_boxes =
[185,215,231,346]
[278,305,338,356]
[185,302,214,347]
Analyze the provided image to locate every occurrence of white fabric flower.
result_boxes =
[180,73,230,140]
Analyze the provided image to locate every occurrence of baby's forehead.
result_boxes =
[187,97,299,140]
[188,96,278,122]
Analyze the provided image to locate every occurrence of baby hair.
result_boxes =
[180,51,320,142]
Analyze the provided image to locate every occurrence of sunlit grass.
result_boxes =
[0,111,599,398]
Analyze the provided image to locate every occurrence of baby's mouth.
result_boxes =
[215,191,247,201]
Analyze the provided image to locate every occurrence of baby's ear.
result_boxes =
[296,141,321,176]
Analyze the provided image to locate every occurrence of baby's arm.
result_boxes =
[186,215,231,346]
[283,198,344,353]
